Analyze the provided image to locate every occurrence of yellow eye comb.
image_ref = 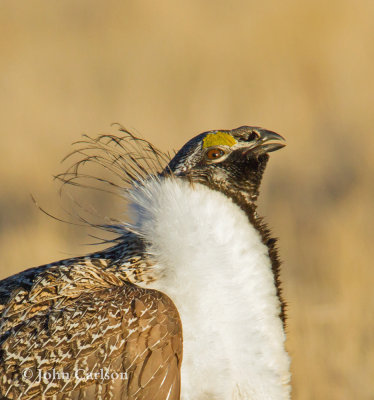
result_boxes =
[202,131,237,148]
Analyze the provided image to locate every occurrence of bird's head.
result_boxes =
[165,126,285,206]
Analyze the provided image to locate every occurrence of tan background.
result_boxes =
[0,1,373,399]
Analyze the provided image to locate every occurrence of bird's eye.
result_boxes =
[206,148,226,160]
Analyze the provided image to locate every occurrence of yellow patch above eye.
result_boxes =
[202,131,237,148]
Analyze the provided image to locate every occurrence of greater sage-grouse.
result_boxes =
[0,126,291,400]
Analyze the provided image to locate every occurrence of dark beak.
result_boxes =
[245,128,286,154]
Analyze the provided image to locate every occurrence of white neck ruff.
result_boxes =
[128,177,291,400]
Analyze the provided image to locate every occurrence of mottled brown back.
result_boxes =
[0,248,182,400]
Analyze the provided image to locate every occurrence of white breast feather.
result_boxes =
[128,177,291,400]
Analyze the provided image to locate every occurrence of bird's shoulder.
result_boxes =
[0,237,148,323]
[0,237,182,399]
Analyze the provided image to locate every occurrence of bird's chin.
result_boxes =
[242,152,269,170]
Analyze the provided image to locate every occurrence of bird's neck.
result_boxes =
[128,177,291,399]
[217,186,286,323]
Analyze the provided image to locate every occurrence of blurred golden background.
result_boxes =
[0,1,373,398]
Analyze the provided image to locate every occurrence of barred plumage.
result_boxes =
[0,238,182,399]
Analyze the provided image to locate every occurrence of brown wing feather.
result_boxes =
[0,256,182,400]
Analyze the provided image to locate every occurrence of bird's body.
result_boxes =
[131,178,290,399]
[0,126,291,399]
